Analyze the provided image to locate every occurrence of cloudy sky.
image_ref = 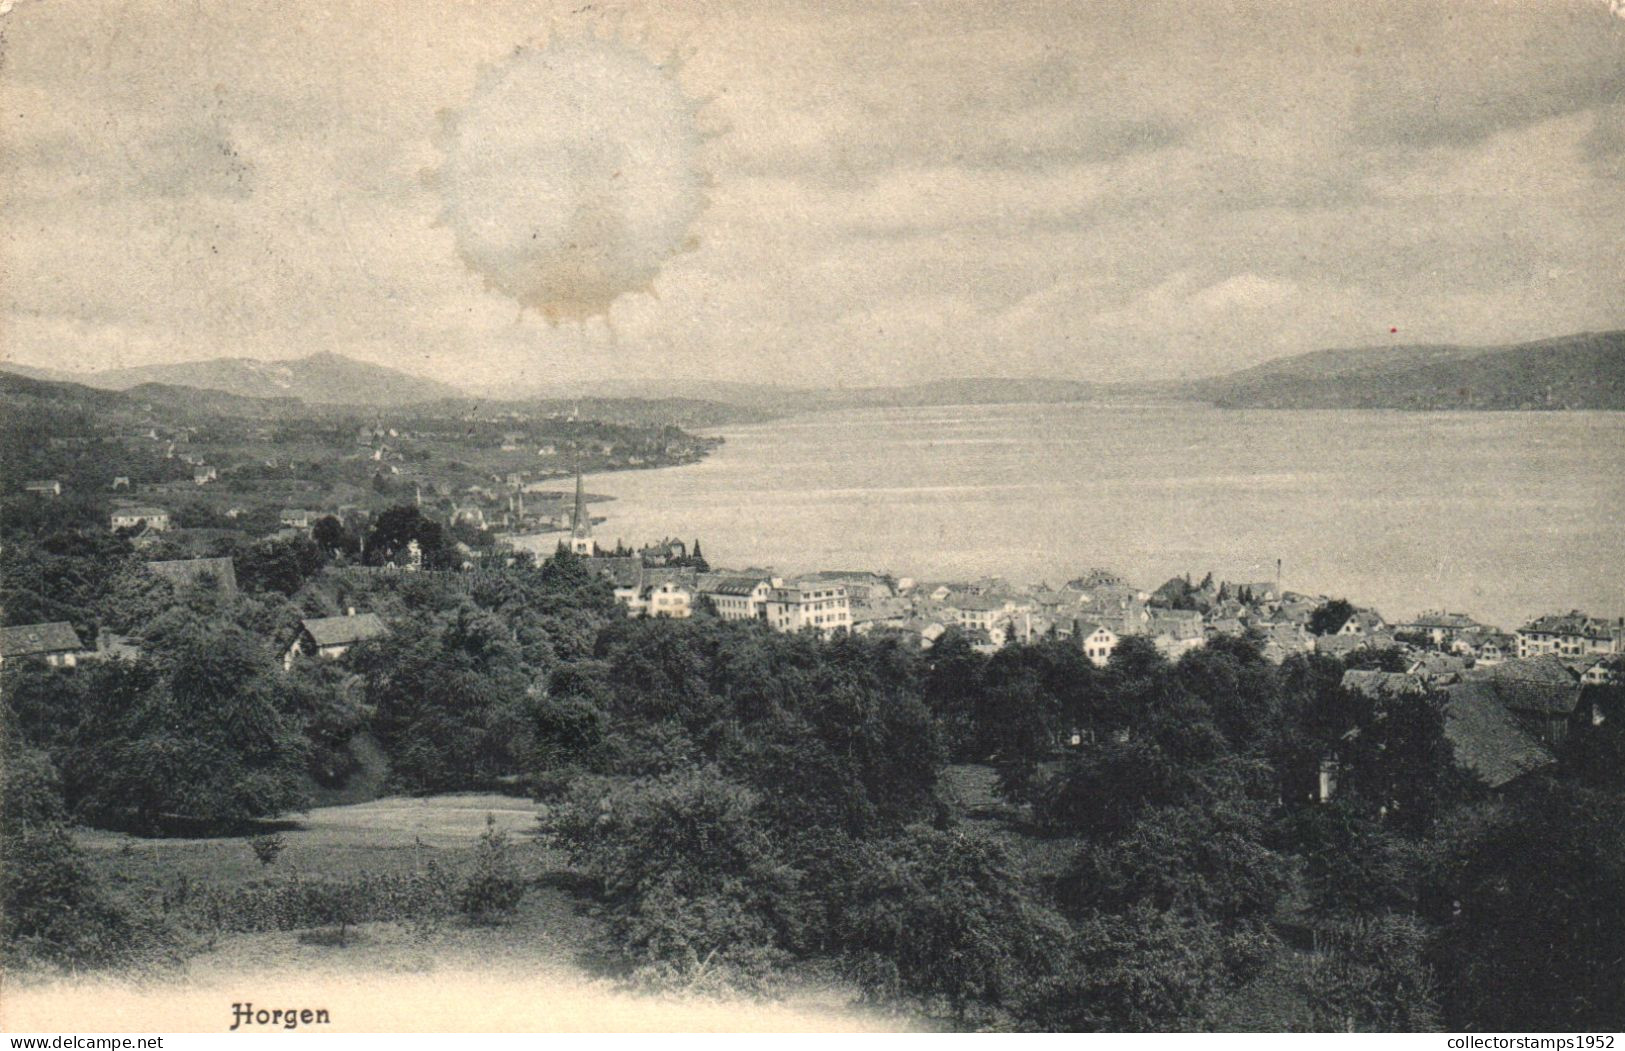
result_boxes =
[2,0,1622,392]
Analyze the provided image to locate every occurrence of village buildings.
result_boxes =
[1514,611,1624,659]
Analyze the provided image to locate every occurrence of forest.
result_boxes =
[3,521,1624,1032]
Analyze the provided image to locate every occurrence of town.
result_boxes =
[4,373,1624,1037]
[6,454,1621,797]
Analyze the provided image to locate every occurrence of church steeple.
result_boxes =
[569,467,596,555]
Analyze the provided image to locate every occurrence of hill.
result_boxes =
[491,376,1100,415]
[0,370,318,419]
[404,395,775,429]
[1187,331,1625,410]
[1,352,466,407]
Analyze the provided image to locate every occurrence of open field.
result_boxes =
[7,794,926,1033]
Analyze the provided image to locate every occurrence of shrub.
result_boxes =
[1302,915,1440,1032]
[249,833,287,868]
[1017,906,1226,1032]
[459,815,526,924]
[190,865,457,935]
[830,826,1069,1023]
[543,768,798,984]
[0,741,166,970]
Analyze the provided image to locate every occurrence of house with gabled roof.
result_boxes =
[284,612,389,670]
[1461,654,1584,747]
[1439,680,1556,790]
[1075,620,1119,667]
[1396,610,1486,647]
[0,622,87,668]
[1340,669,1554,792]
[110,506,171,533]
[694,573,774,621]
[24,479,62,498]
[1564,653,1620,686]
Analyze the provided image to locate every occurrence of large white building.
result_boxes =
[110,506,171,533]
[1516,611,1624,658]
[764,580,851,635]
[696,574,774,621]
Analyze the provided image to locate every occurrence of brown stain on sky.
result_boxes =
[430,35,709,325]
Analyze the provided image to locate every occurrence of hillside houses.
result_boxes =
[280,509,319,531]
[1077,621,1120,667]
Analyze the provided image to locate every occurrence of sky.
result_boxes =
[2,0,1623,393]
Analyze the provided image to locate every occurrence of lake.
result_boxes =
[583,403,1624,630]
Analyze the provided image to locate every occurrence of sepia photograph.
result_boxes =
[1,0,1623,1038]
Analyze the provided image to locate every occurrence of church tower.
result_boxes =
[569,468,596,556]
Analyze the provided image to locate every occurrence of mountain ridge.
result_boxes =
[1186,330,1625,410]
[1,351,466,406]
[5,328,1621,414]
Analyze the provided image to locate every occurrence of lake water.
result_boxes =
[583,403,1624,630]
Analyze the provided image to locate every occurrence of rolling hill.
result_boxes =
[1,352,466,406]
[1185,331,1625,410]
[488,376,1101,414]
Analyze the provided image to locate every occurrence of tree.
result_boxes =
[359,605,536,792]
[311,515,359,558]
[1301,915,1440,1031]
[66,622,311,833]
[1018,906,1228,1031]
[0,739,144,966]
[363,506,449,569]
[1309,599,1357,637]
[543,767,797,984]
[832,826,1068,1023]
[1429,782,1625,1031]
[1066,795,1296,926]
[920,629,985,760]
[237,535,323,595]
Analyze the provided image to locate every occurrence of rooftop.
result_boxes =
[0,622,84,658]
[299,613,390,649]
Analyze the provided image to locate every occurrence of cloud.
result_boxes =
[1,0,1622,389]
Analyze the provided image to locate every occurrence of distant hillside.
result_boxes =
[0,370,316,421]
[2,352,465,407]
[405,396,775,429]
[1189,331,1625,410]
[496,376,1100,415]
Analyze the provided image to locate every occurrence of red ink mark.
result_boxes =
[1389,327,1398,333]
